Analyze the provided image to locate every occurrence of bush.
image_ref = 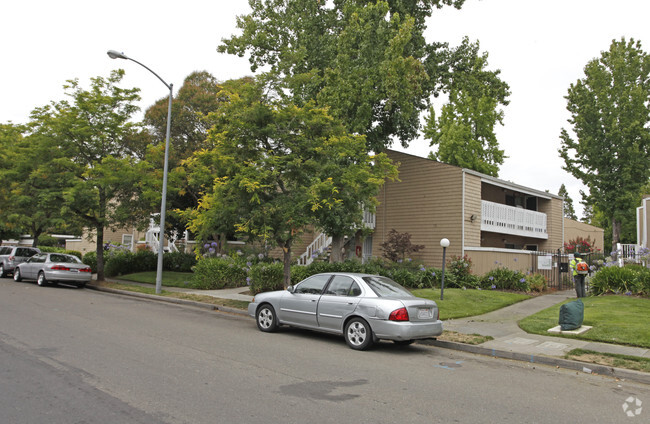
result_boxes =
[191,257,248,289]
[445,255,480,288]
[590,264,650,296]
[83,251,97,273]
[38,246,83,260]
[481,267,528,291]
[249,262,285,294]
[164,251,196,272]
[527,273,548,292]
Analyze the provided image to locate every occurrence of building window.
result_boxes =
[122,234,134,251]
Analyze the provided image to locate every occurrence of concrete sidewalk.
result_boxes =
[94,281,650,384]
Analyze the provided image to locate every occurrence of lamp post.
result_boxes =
[107,50,172,295]
[439,238,450,300]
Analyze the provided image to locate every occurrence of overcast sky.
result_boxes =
[3,0,649,218]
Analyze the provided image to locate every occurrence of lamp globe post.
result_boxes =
[107,50,172,295]
[439,238,450,300]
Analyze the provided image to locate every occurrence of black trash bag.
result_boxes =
[559,299,584,331]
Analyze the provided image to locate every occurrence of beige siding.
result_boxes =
[373,151,464,267]
[463,173,482,249]
[563,218,605,253]
[539,197,563,250]
[466,248,536,275]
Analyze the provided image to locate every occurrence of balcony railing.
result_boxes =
[481,200,548,239]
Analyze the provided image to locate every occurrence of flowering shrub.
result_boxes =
[564,236,600,254]
[480,267,527,291]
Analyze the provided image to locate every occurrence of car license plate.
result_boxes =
[417,308,433,319]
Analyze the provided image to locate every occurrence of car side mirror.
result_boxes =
[287,285,295,293]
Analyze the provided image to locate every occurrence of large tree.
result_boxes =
[33,70,151,280]
[424,37,509,176]
[559,38,650,249]
[219,0,497,152]
[182,79,396,286]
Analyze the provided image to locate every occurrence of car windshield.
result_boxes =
[362,276,414,298]
[50,254,81,264]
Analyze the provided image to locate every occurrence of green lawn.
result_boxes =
[115,271,194,288]
[519,296,650,349]
[412,288,530,320]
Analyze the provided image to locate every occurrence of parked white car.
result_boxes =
[14,253,92,288]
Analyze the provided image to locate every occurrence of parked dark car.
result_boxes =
[14,253,92,288]
[0,246,40,277]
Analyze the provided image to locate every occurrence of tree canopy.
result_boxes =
[30,70,151,280]
[218,0,510,153]
[559,38,650,248]
[181,79,396,286]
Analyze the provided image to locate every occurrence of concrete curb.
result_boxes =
[418,339,650,385]
[87,283,650,385]
[86,284,249,317]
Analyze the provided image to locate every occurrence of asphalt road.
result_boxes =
[1,277,648,424]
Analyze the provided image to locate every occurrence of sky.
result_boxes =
[3,0,650,218]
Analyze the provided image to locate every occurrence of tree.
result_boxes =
[424,38,509,176]
[33,70,151,280]
[559,38,650,250]
[558,184,577,220]
[182,79,396,286]
[143,71,232,238]
[219,0,503,152]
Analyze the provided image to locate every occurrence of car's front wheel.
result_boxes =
[13,268,22,282]
[37,272,48,287]
[344,317,374,350]
[0,263,5,278]
[256,304,279,332]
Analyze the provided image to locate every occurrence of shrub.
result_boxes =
[590,264,650,296]
[445,255,479,288]
[83,251,97,273]
[38,246,83,260]
[191,257,248,289]
[164,251,196,272]
[481,267,528,291]
[249,262,285,294]
[380,229,424,262]
[527,273,547,292]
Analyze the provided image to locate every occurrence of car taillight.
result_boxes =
[389,307,409,321]
[79,268,92,273]
[50,265,70,271]
[8,256,15,261]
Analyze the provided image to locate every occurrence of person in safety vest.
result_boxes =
[569,253,587,298]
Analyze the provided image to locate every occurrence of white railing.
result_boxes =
[145,218,179,253]
[481,200,548,239]
[298,233,332,266]
[616,243,647,267]
[363,210,376,229]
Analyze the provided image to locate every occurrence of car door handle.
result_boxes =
[311,299,317,302]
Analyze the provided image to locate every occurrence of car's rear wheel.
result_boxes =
[37,272,48,287]
[0,263,5,278]
[393,339,415,346]
[344,318,374,350]
[13,268,22,282]
[256,304,279,332]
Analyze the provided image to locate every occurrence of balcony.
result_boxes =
[481,200,548,239]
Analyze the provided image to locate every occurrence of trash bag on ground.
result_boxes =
[559,299,584,331]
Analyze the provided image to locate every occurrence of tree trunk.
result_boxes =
[96,225,105,281]
[329,235,344,263]
[282,242,292,289]
[612,217,622,253]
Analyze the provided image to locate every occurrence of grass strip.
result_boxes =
[566,348,650,373]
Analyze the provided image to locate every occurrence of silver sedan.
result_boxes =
[14,253,92,288]
[248,272,443,350]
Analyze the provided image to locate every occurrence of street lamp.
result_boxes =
[439,238,450,300]
[108,50,172,295]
